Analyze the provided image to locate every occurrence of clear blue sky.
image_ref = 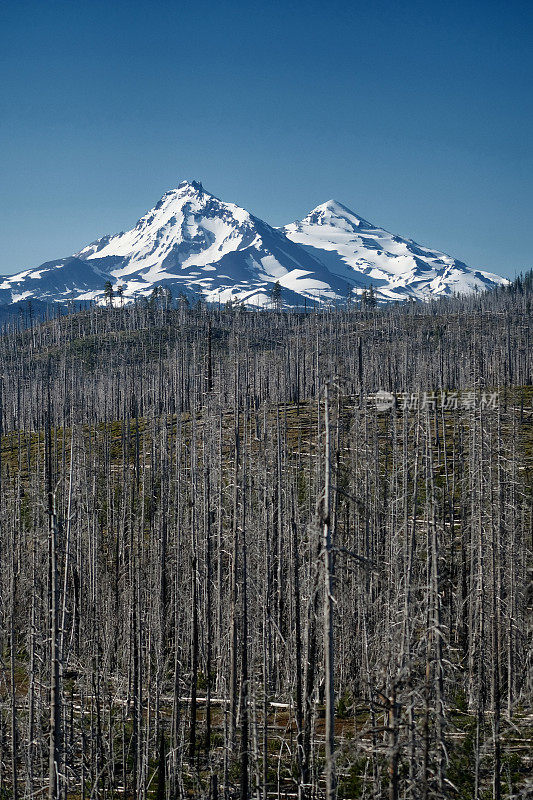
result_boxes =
[1,0,531,278]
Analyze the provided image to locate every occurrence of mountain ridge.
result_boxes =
[0,181,507,307]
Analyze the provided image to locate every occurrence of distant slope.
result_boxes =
[0,299,56,328]
[282,200,507,301]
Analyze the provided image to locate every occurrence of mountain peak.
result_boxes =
[304,199,373,230]
[176,179,204,192]
[320,199,353,213]
[159,180,210,203]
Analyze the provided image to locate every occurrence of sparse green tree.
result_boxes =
[270,280,282,310]
[104,280,114,307]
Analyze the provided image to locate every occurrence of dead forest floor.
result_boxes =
[1,387,532,798]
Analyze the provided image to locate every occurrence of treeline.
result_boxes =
[0,273,531,433]
[0,287,531,799]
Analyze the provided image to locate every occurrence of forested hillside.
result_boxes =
[0,278,531,799]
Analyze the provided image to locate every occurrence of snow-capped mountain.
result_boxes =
[0,181,348,308]
[282,200,507,301]
[0,181,507,308]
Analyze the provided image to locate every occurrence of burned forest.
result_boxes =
[0,280,531,799]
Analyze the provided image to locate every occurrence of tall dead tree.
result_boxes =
[321,382,336,800]
[46,394,61,800]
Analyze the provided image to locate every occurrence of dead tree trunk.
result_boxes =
[321,383,335,800]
